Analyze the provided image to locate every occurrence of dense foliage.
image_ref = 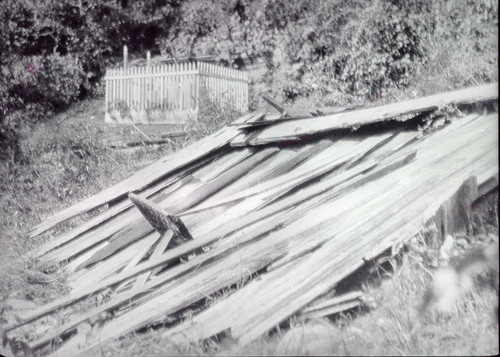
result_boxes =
[163,0,497,105]
[0,0,497,157]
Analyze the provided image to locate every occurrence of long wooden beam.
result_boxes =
[230,83,497,145]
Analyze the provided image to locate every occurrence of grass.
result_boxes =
[340,233,498,356]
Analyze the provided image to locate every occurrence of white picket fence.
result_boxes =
[104,62,249,124]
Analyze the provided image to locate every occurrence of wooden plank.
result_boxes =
[230,83,498,145]
[129,193,192,241]
[69,234,157,293]
[179,141,330,234]
[112,137,186,148]
[75,147,278,270]
[29,126,241,238]
[231,97,315,129]
[120,233,167,275]
[229,111,264,126]
[161,254,311,345]
[42,207,148,264]
[229,131,263,147]
[366,130,419,162]
[262,94,285,115]
[177,147,309,232]
[68,233,159,293]
[183,134,393,216]
[186,148,252,183]
[301,290,363,314]
[185,141,332,213]
[231,112,310,130]
[231,112,283,128]
[130,231,175,291]
[63,241,109,274]
[265,151,418,272]
[284,108,316,120]
[302,300,361,319]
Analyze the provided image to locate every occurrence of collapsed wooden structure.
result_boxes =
[5,83,499,355]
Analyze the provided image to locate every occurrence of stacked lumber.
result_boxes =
[5,83,498,356]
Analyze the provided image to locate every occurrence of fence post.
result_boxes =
[195,62,200,121]
[123,45,128,71]
[104,69,108,119]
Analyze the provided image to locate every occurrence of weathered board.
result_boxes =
[231,83,497,145]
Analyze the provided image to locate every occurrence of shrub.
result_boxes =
[241,0,497,108]
[9,54,84,117]
[0,54,85,160]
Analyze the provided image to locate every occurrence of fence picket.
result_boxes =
[181,62,185,110]
[160,64,165,110]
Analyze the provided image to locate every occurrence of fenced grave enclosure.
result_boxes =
[105,61,249,125]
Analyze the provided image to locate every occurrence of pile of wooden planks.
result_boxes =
[5,83,498,356]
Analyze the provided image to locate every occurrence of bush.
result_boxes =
[242,0,497,108]
[0,54,84,161]
[9,54,84,117]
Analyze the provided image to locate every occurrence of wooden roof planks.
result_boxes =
[9,83,498,356]
[230,82,498,145]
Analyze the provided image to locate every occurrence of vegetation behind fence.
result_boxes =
[104,62,248,124]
